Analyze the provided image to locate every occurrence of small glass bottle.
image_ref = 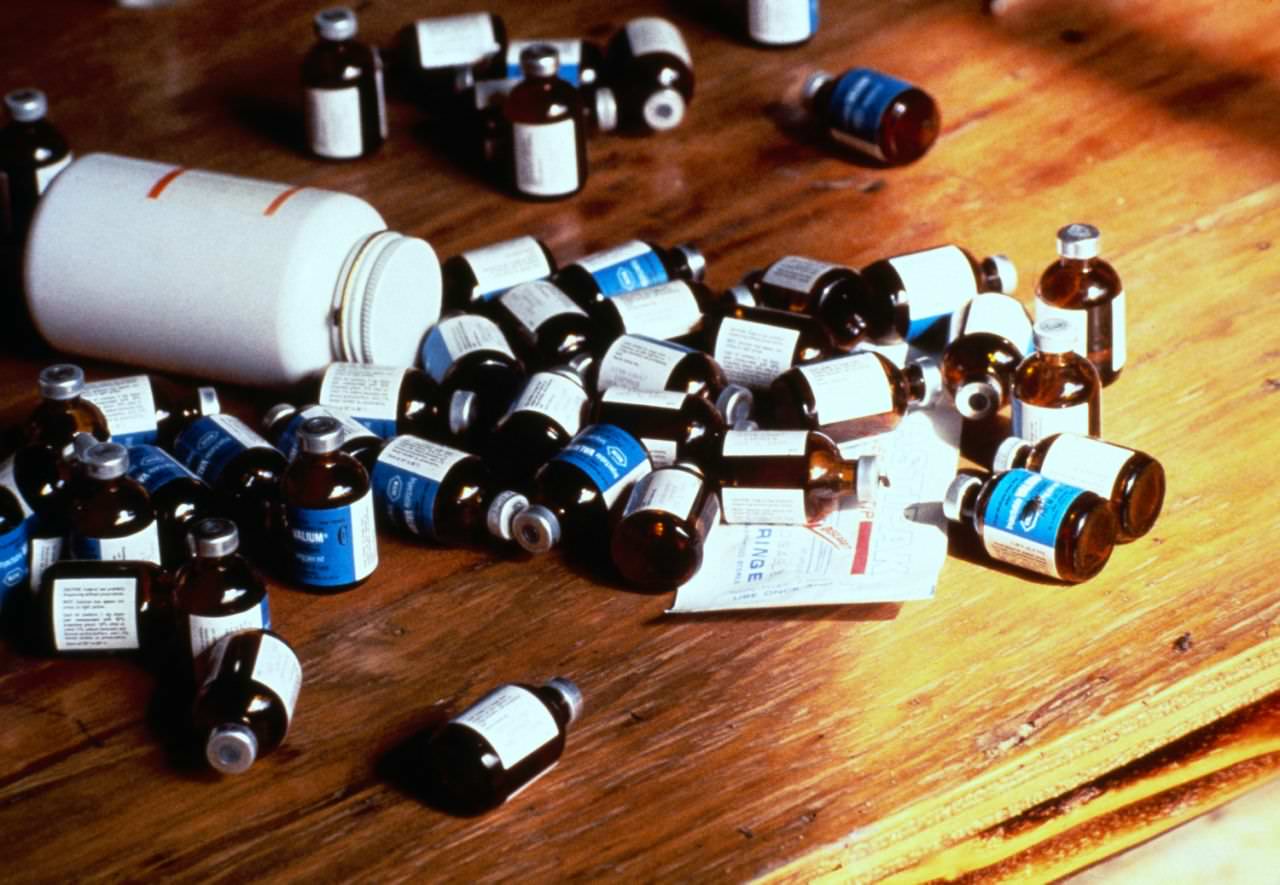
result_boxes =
[172,517,271,668]
[194,630,302,776]
[302,7,387,161]
[993,434,1164,543]
[126,444,219,568]
[0,443,72,590]
[395,12,507,100]
[803,66,939,165]
[704,289,837,390]
[281,416,378,591]
[0,88,72,238]
[769,352,941,443]
[81,373,220,448]
[553,240,706,306]
[943,468,1117,583]
[588,279,718,344]
[512,424,653,556]
[1011,318,1102,443]
[505,45,587,201]
[611,463,720,591]
[490,279,597,372]
[501,39,607,91]
[315,363,476,444]
[593,334,754,424]
[941,293,1034,421]
[0,486,29,620]
[23,364,110,458]
[420,312,527,434]
[716,429,883,524]
[442,235,558,310]
[29,559,170,656]
[746,0,819,46]
[605,17,695,133]
[425,677,583,814]
[591,387,727,470]
[262,403,384,474]
[1035,223,1126,386]
[70,442,162,565]
[486,369,591,486]
[743,256,872,351]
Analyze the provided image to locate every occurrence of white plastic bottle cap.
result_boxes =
[942,473,984,523]
[983,254,1019,293]
[5,88,47,123]
[512,505,560,553]
[334,232,442,367]
[314,7,357,41]
[643,88,686,132]
[955,376,1003,420]
[547,677,584,725]
[594,87,618,133]
[855,454,886,502]
[992,436,1033,472]
[1056,223,1101,260]
[206,723,258,775]
[486,489,529,541]
[1032,318,1076,354]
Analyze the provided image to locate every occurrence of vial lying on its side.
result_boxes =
[803,66,939,165]
[612,462,720,591]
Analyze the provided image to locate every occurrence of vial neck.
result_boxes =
[904,363,928,403]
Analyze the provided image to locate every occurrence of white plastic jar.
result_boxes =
[24,153,441,387]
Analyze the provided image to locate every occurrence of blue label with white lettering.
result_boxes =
[553,425,649,495]
[0,521,30,603]
[593,250,669,297]
[982,469,1085,550]
[127,445,200,493]
[829,68,913,143]
[174,417,247,485]
[370,461,440,540]
[286,500,373,587]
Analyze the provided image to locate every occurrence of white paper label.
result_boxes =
[1111,291,1127,370]
[510,372,588,436]
[577,240,653,274]
[748,0,813,43]
[252,633,303,723]
[514,119,579,197]
[762,255,842,293]
[378,435,470,482]
[720,487,808,525]
[721,429,808,458]
[797,354,893,424]
[886,246,977,329]
[713,317,800,389]
[318,364,406,423]
[466,236,555,299]
[29,536,62,589]
[53,577,139,651]
[81,375,158,440]
[624,468,704,519]
[434,314,516,362]
[596,336,688,392]
[349,490,379,581]
[305,87,364,160]
[1034,301,1088,357]
[454,684,559,769]
[609,281,702,340]
[81,523,162,565]
[414,14,500,69]
[35,153,73,194]
[624,17,692,66]
[188,602,269,663]
[1011,399,1094,443]
[500,280,585,334]
[958,293,1033,353]
[641,437,680,468]
[601,388,687,410]
[208,414,274,451]
[982,524,1058,579]
[1039,434,1133,499]
[0,456,32,519]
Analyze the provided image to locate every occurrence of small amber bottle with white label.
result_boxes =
[1035,223,1125,386]
[588,278,717,344]
[606,17,695,133]
[421,312,527,435]
[591,388,727,470]
[81,373,220,449]
[23,364,109,457]
[592,334,754,425]
[125,444,218,569]
[993,434,1164,543]
[314,363,476,444]
[172,518,271,669]
[1012,319,1102,443]
[442,235,558,310]
[1,442,72,592]
[942,293,1034,420]
[612,462,721,591]
[263,403,384,473]
[743,256,871,351]
[194,629,302,776]
[803,67,938,165]
[30,559,170,657]
[504,45,587,201]
[70,443,163,565]
[716,429,883,524]
[704,288,837,391]
[554,240,705,307]
[944,469,1117,583]
[302,7,387,161]
[486,369,591,486]
[425,677,583,814]
[490,279,597,372]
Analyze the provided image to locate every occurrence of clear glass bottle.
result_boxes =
[803,66,939,165]
[993,434,1164,543]
[553,240,705,306]
[442,235,558,310]
[941,293,1034,420]
[0,442,72,590]
[704,288,837,390]
[588,279,717,343]
[1011,318,1102,443]
[0,486,29,622]
[943,468,1117,583]
[716,429,883,524]
[425,677,582,814]
[486,369,591,486]
[489,279,597,372]
[69,442,162,565]
[302,7,387,161]
[1035,223,1125,386]
[81,373,220,448]
[262,403,384,474]
[193,630,301,776]
[505,45,587,201]
[30,559,170,656]
[23,364,109,458]
[591,387,727,470]
[769,352,940,442]
[746,0,819,46]
[592,334,754,425]
[281,416,378,591]
[420,312,527,435]
[605,17,695,133]
[611,462,720,591]
[172,517,271,668]
[315,363,476,444]
[395,12,507,102]
[125,444,218,568]
[512,424,653,557]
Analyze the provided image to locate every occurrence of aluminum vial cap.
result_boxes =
[206,723,259,775]
[911,357,943,408]
[299,415,344,453]
[942,473,984,523]
[486,489,529,541]
[38,363,85,400]
[722,284,756,307]
[546,677,584,726]
[70,431,99,463]
[855,454,885,502]
[520,44,560,79]
[983,254,1019,293]
[449,389,478,437]
[336,232,441,368]
[564,351,594,380]
[992,436,1034,473]
[262,402,298,433]
[1033,318,1076,354]
[643,87,686,131]
[198,386,221,416]
[5,88,47,123]
[84,442,129,480]
[188,516,240,558]
[801,71,833,112]
[512,505,560,554]
[1056,223,1101,260]
[731,418,759,431]
[675,244,707,283]
[314,7,357,41]
[955,376,1003,420]
[716,384,754,425]
[595,87,619,133]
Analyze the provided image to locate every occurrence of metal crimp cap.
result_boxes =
[992,436,1033,473]
[855,454,886,502]
[188,516,240,558]
[1056,223,1101,260]
[675,244,707,283]
[314,7,357,41]
[911,357,943,408]
[512,505,561,554]
[594,87,618,133]
[206,723,259,776]
[547,677,585,725]
[983,254,1019,293]
[716,384,754,426]
[1032,317,1075,354]
[449,390,478,437]
[84,442,129,480]
[942,473,984,523]
[722,284,756,308]
[801,71,833,110]
[5,88,47,123]
[520,44,560,79]
[261,403,298,434]
[298,415,344,453]
[38,363,85,400]
[486,490,529,542]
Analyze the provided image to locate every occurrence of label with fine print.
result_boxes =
[624,17,692,66]
[1038,434,1133,500]
[305,87,364,160]
[127,445,200,495]
[608,281,702,340]
[318,364,406,439]
[175,415,275,485]
[623,468,704,520]
[719,487,808,525]
[500,280,586,334]
[1011,399,1094,444]
[423,315,515,383]
[454,684,560,769]
[595,335,692,392]
[414,13,500,69]
[52,577,140,652]
[713,317,800,389]
[73,523,162,566]
[797,354,893,425]
[600,387,687,410]
[886,246,976,340]
[466,236,555,300]
[577,240,669,297]
[721,429,808,458]
[828,68,914,161]
[514,119,579,198]
[252,633,303,724]
[554,425,652,507]
[81,375,159,446]
[187,597,271,663]
[509,372,588,437]
[982,469,1087,579]
[371,436,471,540]
[286,492,378,586]
[762,256,842,294]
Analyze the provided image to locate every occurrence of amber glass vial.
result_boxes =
[612,462,720,591]
[944,469,1117,583]
[1035,223,1126,386]
[486,369,590,486]
[24,364,109,457]
[591,387,727,470]
[592,334,754,424]
[505,45,586,201]
[803,67,938,165]
[421,312,527,436]
[746,256,872,351]
[442,235,557,310]
[30,560,170,656]
[1,89,71,236]
[301,7,386,160]
[942,292,1034,420]
[262,403,384,474]
[553,240,705,307]
[1011,318,1102,443]
[370,435,503,547]
[705,289,837,390]
[172,517,271,667]
[994,434,1164,543]
[1,442,72,590]
[70,443,162,565]
[425,677,583,814]
[315,363,476,444]
[125,444,218,568]
[588,279,717,343]
[490,280,597,372]
[194,629,302,775]
[80,373,220,449]
[605,17,694,133]
[0,486,28,620]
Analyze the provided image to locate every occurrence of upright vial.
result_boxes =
[0,486,29,621]
[263,403,384,474]
[70,443,162,564]
[716,429,883,524]
[420,313,527,434]
[704,290,837,391]
[944,469,1117,583]
[611,463,721,591]
[302,7,387,160]
[0,443,72,590]
[746,0,819,46]
[442,235,558,310]
[1011,319,1102,443]
[173,518,271,667]
[81,373,220,448]
[588,279,718,344]
[425,677,583,814]
[23,364,109,457]
[0,88,72,238]
[281,416,378,591]
[490,280,597,372]
[942,293,1034,420]
[486,369,591,486]
[993,434,1164,543]
[591,387,727,470]
[605,17,695,133]
[126,445,218,568]
[553,240,705,306]
[593,334,754,425]
[29,560,170,657]
[803,67,939,165]
[769,352,941,442]
[1035,223,1126,386]
[194,630,302,776]
[315,363,475,444]
[505,45,587,201]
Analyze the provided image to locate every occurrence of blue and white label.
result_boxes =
[505,39,583,85]
[72,523,163,565]
[828,68,914,160]
[0,522,30,603]
[464,235,556,300]
[286,491,378,587]
[174,415,274,485]
[371,436,471,540]
[885,246,978,341]
[127,444,201,494]
[554,425,652,508]
[576,241,669,297]
[422,314,515,383]
[317,364,407,439]
[81,375,159,447]
[981,469,1088,579]
[275,406,379,460]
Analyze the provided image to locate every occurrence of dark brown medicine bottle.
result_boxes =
[486,369,590,486]
[716,429,884,524]
[704,288,837,390]
[593,334,754,425]
[942,293,1034,420]
[605,17,695,133]
[588,278,718,344]
[944,469,1117,583]
[70,442,162,565]
[23,364,109,457]
[505,45,587,201]
[0,486,28,621]
[395,12,507,100]
[611,462,720,591]
[172,518,271,668]
[315,362,477,444]
[262,403,384,474]
[194,629,302,776]
[302,7,387,160]
[1011,319,1102,443]
[442,235,558,310]
[745,256,873,351]
[1035,223,1126,386]
[0,442,72,590]
[125,444,218,569]
[30,559,169,657]
[770,352,940,443]
[553,240,705,307]
[425,677,583,814]
[421,313,527,436]
[490,279,597,372]
[803,67,938,165]
[591,387,727,470]
[993,434,1164,543]
[81,373,220,448]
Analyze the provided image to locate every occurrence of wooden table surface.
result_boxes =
[3,0,1280,881]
